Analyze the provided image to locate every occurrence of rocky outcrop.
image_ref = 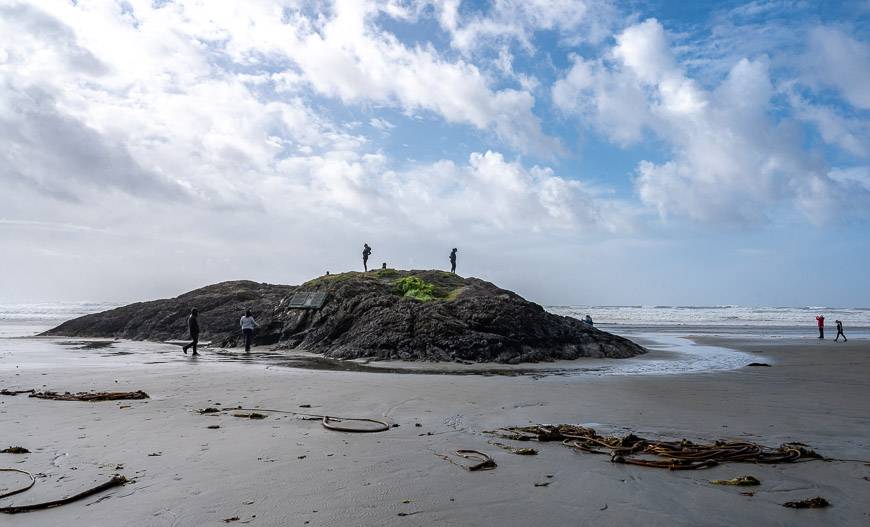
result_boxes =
[45,270,646,363]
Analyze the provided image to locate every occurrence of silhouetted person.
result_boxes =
[382,262,387,270]
[182,308,200,355]
[362,243,372,271]
[834,320,847,342]
[240,309,258,352]
[585,314,593,326]
[449,248,457,273]
[816,315,825,339]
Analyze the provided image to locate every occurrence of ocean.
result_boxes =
[1,302,864,376]
[0,302,120,338]
[2,302,868,339]
[548,305,870,339]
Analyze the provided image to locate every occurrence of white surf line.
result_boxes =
[592,333,758,376]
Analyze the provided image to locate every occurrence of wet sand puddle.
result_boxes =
[10,334,754,377]
[56,340,118,351]
[0,338,603,376]
[0,333,754,377]
[161,347,590,377]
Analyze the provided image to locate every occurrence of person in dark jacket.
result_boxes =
[449,248,457,273]
[182,308,200,355]
[834,320,847,342]
[363,243,372,272]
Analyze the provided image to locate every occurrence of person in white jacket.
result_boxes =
[240,309,258,352]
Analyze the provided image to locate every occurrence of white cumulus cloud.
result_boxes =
[553,18,868,224]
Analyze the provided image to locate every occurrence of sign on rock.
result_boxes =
[287,292,328,309]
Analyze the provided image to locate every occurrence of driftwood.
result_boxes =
[1,389,149,401]
[0,389,34,396]
[30,390,149,402]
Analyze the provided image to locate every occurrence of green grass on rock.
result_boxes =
[396,276,437,301]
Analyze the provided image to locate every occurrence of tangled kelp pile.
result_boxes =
[198,406,390,433]
[488,424,822,470]
[434,450,497,471]
[0,473,127,514]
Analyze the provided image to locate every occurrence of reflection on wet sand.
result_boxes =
[45,334,751,378]
[56,340,117,351]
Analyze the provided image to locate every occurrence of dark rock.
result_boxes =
[782,497,830,509]
[1,446,30,454]
[45,280,292,348]
[43,270,645,364]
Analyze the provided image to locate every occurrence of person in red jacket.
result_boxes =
[815,315,825,339]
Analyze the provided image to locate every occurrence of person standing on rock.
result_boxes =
[834,320,847,342]
[449,248,457,273]
[240,309,258,352]
[362,243,372,272]
[182,308,200,355]
[815,314,825,339]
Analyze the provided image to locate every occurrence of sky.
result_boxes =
[1,0,869,307]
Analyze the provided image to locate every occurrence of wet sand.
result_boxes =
[1,337,869,526]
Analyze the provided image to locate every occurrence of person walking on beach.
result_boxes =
[449,248,457,273]
[834,320,847,342]
[240,309,258,352]
[182,308,200,355]
[362,243,372,272]
[816,315,825,339]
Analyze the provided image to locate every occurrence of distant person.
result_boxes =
[382,262,387,270]
[362,243,372,272]
[449,248,457,273]
[182,308,200,355]
[585,314,593,326]
[816,315,825,339]
[240,309,258,352]
[834,320,847,342]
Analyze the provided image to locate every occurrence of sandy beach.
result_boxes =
[2,335,869,526]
